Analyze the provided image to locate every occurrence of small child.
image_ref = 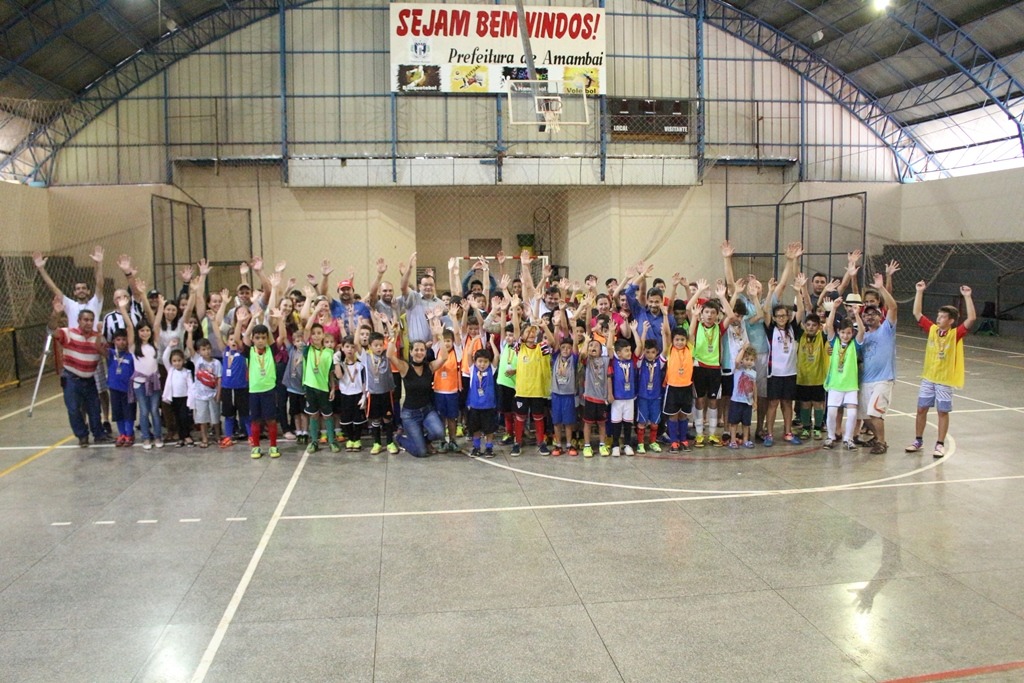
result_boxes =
[244,322,281,459]
[728,345,758,449]
[283,330,308,444]
[609,334,638,456]
[580,332,614,457]
[107,328,136,446]
[363,331,398,454]
[823,298,865,450]
[433,324,463,453]
[719,306,749,444]
[466,344,499,457]
[796,313,828,441]
[549,336,579,456]
[635,332,665,454]
[660,316,694,452]
[190,338,222,448]
[162,340,194,447]
[215,296,251,448]
[334,335,367,452]
[496,321,519,445]
[302,322,340,455]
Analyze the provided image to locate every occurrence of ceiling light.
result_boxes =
[872,0,891,11]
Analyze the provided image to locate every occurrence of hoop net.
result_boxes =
[506,80,589,132]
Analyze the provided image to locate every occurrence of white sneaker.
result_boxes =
[623,445,634,456]
[844,440,856,451]
[154,439,164,449]
[142,440,153,450]
[611,446,621,457]
[932,443,946,458]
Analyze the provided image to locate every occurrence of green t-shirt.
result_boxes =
[823,338,861,392]
[302,345,334,392]
[248,346,277,393]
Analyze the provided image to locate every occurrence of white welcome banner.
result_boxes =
[390,3,606,94]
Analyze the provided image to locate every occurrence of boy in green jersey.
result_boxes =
[822,296,864,451]
[302,321,340,454]
[243,323,281,459]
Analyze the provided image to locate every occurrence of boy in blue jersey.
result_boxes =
[635,324,664,454]
[466,341,500,458]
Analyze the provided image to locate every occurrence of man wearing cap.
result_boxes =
[859,274,898,454]
[329,277,372,337]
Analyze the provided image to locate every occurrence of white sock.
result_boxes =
[827,407,838,440]
[844,409,857,442]
[708,407,718,433]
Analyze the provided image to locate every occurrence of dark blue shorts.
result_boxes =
[551,393,576,425]
[434,392,460,419]
[728,401,753,427]
[636,396,661,425]
[249,390,277,421]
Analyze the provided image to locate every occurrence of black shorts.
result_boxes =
[366,391,393,421]
[337,392,365,426]
[582,399,608,423]
[459,374,471,410]
[221,387,249,419]
[467,407,497,435]
[767,375,797,401]
[692,366,722,399]
[514,396,548,418]
[304,387,334,416]
[663,385,693,416]
[728,401,753,426]
[497,384,516,413]
[796,384,826,403]
[720,373,734,398]
[287,391,305,417]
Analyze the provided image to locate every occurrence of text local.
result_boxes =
[395,8,602,40]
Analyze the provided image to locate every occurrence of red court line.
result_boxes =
[881,660,1024,683]
[635,443,824,462]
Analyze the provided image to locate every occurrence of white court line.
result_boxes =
[50,522,71,526]
[137,520,158,524]
[180,518,201,523]
[280,471,1024,522]
[94,520,115,525]
[0,392,62,422]
[190,450,310,683]
[225,517,247,522]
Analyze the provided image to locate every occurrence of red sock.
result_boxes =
[513,416,525,444]
[505,412,514,434]
[268,421,278,447]
[250,421,261,447]
[636,426,645,445]
[533,416,545,445]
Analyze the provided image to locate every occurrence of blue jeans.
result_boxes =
[396,405,445,457]
[62,372,103,439]
[134,385,163,440]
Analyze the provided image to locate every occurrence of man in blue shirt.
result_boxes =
[859,274,898,454]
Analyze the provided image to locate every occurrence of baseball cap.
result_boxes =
[863,304,881,315]
[337,279,354,290]
[236,283,252,292]
[147,289,160,298]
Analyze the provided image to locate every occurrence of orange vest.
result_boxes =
[664,344,694,387]
[433,348,461,393]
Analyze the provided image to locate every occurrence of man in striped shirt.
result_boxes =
[49,298,111,447]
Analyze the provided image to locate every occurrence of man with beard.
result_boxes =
[367,257,406,323]
[400,252,445,347]
[621,262,668,353]
[859,272,898,454]
[34,246,105,322]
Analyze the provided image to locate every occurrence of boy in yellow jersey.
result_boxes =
[510,295,556,456]
[907,281,976,458]
[660,314,694,452]
[687,279,734,447]
[796,313,828,440]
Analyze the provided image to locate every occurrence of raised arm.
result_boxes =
[32,251,65,299]
[212,289,230,343]
[771,242,802,304]
[90,246,104,305]
[661,313,671,353]
[792,273,807,322]
[318,259,334,299]
[368,257,387,308]
[721,240,737,292]
[825,295,841,341]
[884,259,900,294]
[448,257,462,298]
[853,307,865,344]
[872,273,898,325]
[510,294,522,341]
[715,280,735,320]
[519,250,537,304]
[912,280,925,322]
[960,285,976,330]
[400,252,416,297]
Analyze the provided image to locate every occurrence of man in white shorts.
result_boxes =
[859,275,898,454]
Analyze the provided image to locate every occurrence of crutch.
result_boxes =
[28,332,53,418]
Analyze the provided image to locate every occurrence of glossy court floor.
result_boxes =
[1,331,1023,683]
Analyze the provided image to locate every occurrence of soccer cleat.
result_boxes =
[484,448,495,458]
[250,447,263,459]
[680,440,691,452]
[470,448,481,458]
[599,444,610,457]
[370,443,383,455]
[844,440,856,451]
[142,440,153,450]
[635,443,646,454]
[538,443,551,455]
[932,443,946,459]
[456,424,465,437]
[870,442,889,455]
[623,445,634,456]
[550,447,562,457]
[708,434,722,447]
[799,428,810,440]
[510,444,521,456]
[823,439,835,450]
[500,434,515,446]
[905,439,923,453]
[306,441,319,454]
[649,442,662,453]
[611,446,620,457]
[387,442,400,454]
[694,435,705,448]
[567,446,578,457]
[784,433,802,445]
[763,435,774,447]
[319,434,328,444]
[329,441,341,453]
[219,436,234,449]
[269,446,281,458]
[154,440,164,448]
[582,445,593,458]
[669,442,680,453]
[813,429,823,440]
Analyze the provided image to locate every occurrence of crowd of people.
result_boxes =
[40,242,976,460]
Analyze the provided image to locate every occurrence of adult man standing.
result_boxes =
[400,252,444,345]
[367,257,406,323]
[859,273,898,454]
[33,246,105,321]
[49,298,110,447]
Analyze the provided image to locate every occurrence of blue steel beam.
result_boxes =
[0,0,316,183]
[885,0,1024,157]
[660,0,941,181]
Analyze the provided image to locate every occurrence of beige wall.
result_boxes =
[900,166,1024,243]
[1,181,51,252]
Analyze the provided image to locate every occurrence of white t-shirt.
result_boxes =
[767,324,798,377]
[64,294,103,324]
